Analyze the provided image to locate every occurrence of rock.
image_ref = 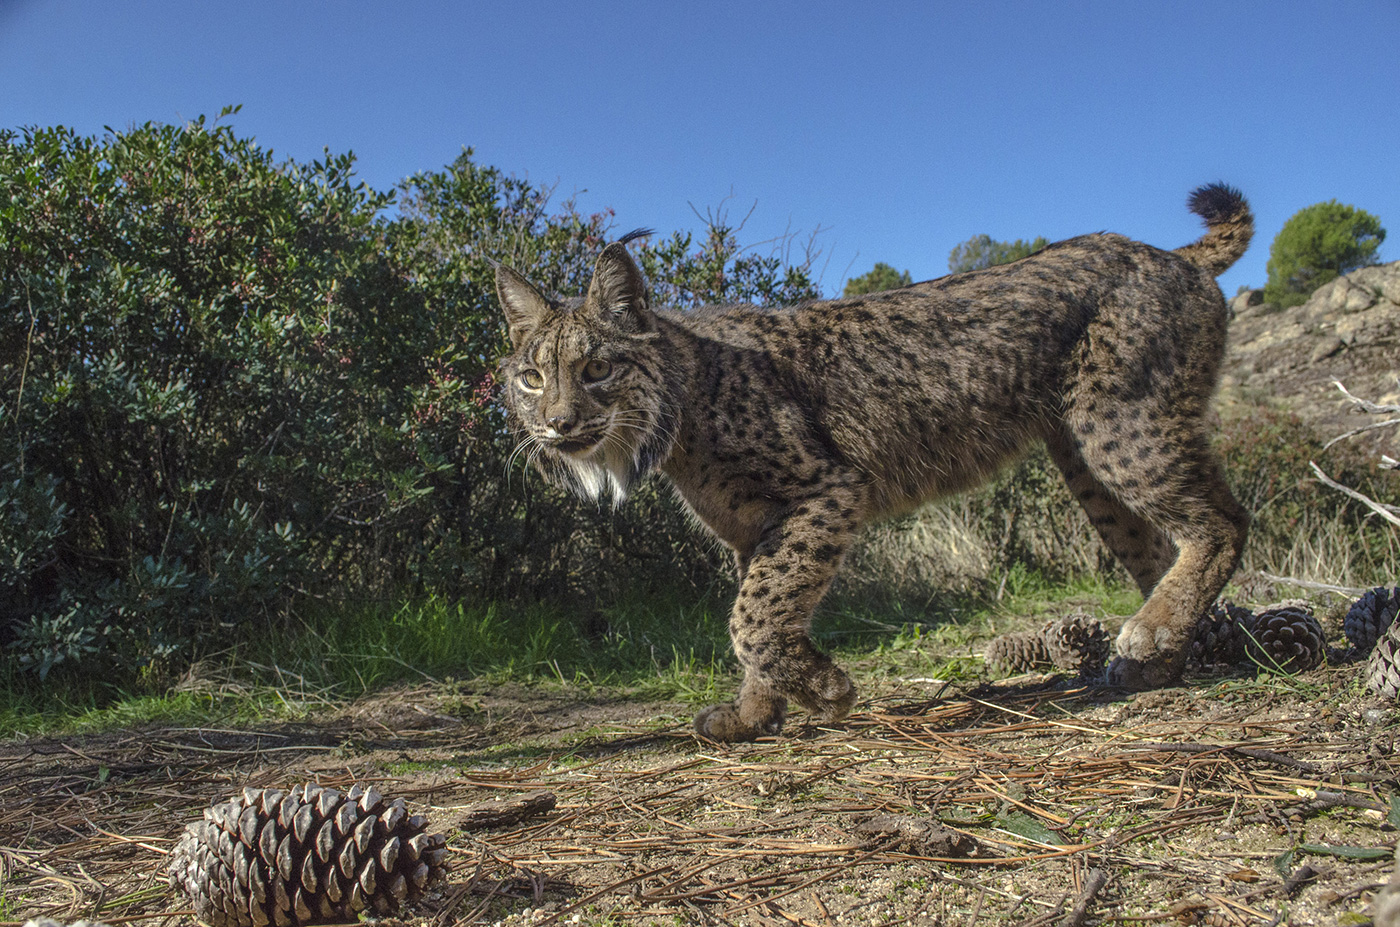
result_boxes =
[852,814,980,857]
[1229,288,1265,317]
[1309,337,1344,364]
[1375,843,1400,927]
[1378,888,1400,927]
[1222,261,1400,455]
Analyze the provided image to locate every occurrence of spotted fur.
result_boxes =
[495,183,1254,741]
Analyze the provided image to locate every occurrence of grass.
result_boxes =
[6,505,1382,741]
[270,589,736,694]
[6,380,1396,742]
[0,586,738,737]
[0,664,302,737]
[0,566,1143,738]
[1241,504,1400,591]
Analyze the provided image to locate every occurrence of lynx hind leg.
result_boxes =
[1109,445,1248,688]
[1046,430,1176,598]
[695,490,864,741]
[1064,407,1248,687]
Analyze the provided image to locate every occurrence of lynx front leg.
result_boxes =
[695,489,865,741]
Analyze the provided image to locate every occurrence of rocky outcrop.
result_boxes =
[1221,261,1400,453]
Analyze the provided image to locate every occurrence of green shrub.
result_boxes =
[2,115,357,673]
[947,234,1050,274]
[0,115,516,676]
[1263,200,1386,308]
[843,262,912,296]
[0,116,821,683]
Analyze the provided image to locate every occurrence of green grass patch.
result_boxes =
[383,758,460,776]
[0,669,295,737]
[0,585,739,736]
[993,561,1142,618]
[263,589,734,695]
[2,567,1140,738]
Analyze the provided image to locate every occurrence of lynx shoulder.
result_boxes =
[495,184,1254,741]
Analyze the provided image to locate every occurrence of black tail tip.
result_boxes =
[616,227,654,246]
[1187,183,1248,224]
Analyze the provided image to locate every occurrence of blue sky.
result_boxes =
[2,1,1396,299]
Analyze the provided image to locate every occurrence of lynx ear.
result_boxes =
[584,242,654,334]
[495,264,552,348]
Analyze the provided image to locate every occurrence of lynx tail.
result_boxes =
[1173,182,1254,277]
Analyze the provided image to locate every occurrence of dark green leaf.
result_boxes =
[995,811,1063,846]
[1298,843,1391,860]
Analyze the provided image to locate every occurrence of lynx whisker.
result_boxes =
[506,433,547,474]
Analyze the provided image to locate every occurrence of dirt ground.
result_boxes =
[3,659,1399,927]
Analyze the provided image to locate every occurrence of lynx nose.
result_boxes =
[547,413,576,434]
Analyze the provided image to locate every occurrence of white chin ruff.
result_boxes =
[560,455,630,505]
[542,411,671,507]
[555,434,642,506]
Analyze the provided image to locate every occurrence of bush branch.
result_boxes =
[1310,462,1400,528]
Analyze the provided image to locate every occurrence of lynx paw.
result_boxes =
[694,700,786,742]
[792,665,858,722]
[1109,615,1190,689]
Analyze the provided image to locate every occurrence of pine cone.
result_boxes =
[1345,585,1400,657]
[169,783,448,927]
[985,629,1052,674]
[1188,600,1254,668]
[1367,620,1400,700]
[1244,602,1326,674]
[1042,613,1110,677]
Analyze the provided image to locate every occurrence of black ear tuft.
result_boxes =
[585,241,654,334]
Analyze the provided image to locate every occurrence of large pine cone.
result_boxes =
[1188,600,1254,668]
[1244,602,1326,674]
[1367,619,1400,700]
[985,629,1052,674]
[169,783,448,927]
[1345,585,1400,657]
[1042,613,1110,678]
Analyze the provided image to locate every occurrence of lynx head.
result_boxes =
[495,232,674,504]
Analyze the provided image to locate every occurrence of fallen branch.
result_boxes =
[458,790,557,831]
[1242,788,1389,824]
[1310,462,1400,528]
[852,814,980,857]
[1256,571,1370,597]
[1332,378,1400,417]
[1127,741,1322,775]
[1061,868,1108,927]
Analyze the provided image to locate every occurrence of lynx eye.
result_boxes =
[582,358,613,383]
[519,368,545,390]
